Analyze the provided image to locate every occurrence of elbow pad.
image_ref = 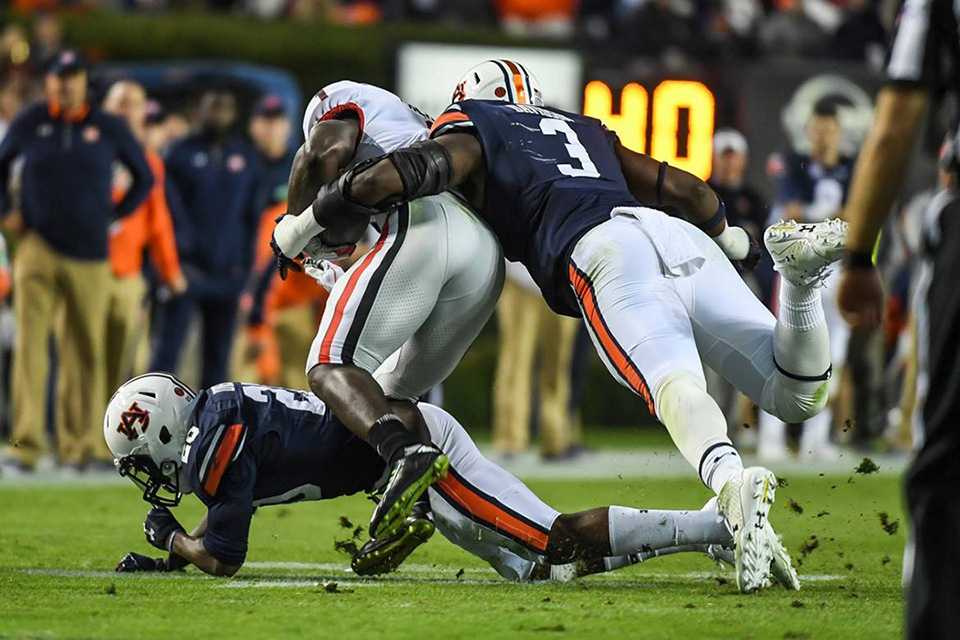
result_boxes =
[312,171,379,230]
[385,139,454,205]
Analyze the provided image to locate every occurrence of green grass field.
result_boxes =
[1,472,905,639]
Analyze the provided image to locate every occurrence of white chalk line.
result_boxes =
[13,565,844,587]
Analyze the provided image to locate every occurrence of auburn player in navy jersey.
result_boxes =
[103,373,799,588]
[293,60,852,592]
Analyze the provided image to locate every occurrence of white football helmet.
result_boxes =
[452,60,544,107]
[103,372,197,506]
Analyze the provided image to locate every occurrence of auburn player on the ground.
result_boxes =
[104,373,798,589]
[285,60,849,592]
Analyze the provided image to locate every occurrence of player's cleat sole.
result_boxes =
[352,515,435,576]
[764,218,847,288]
[718,466,777,594]
[768,528,801,591]
[370,447,449,539]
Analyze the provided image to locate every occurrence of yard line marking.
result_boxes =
[220,580,385,589]
[15,566,845,584]
[244,561,491,574]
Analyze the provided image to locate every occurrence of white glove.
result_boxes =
[304,259,345,291]
[273,208,325,259]
[712,225,751,261]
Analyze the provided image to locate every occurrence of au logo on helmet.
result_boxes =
[117,402,150,441]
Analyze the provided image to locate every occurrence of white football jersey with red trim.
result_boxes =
[301,80,430,167]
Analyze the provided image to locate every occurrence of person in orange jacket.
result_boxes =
[102,80,186,404]
[246,201,329,387]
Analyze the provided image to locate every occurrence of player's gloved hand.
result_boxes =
[272,211,328,280]
[713,225,760,271]
[166,551,190,572]
[304,259,346,291]
[116,551,168,573]
[737,231,762,272]
[303,235,356,263]
[144,506,185,553]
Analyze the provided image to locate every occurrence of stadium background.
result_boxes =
[0,4,935,439]
[0,5,920,637]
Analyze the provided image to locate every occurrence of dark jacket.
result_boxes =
[0,101,153,260]
[164,132,263,297]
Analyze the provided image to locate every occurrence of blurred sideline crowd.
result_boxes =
[0,10,934,476]
[10,0,891,68]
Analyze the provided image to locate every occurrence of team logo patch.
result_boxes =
[452,81,466,103]
[82,126,100,143]
[227,154,246,173]
[117,402,150,441]
[193,152,208,168]
[37,123,53,137]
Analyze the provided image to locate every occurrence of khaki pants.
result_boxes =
[275,305,316,389]
[10,233,110,466]
[104,274,148,407]
[492,279,580,455]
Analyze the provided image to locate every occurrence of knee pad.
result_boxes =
[762,374,830,423]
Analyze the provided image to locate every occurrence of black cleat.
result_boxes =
[369,444,448,539]
[352,501,435,576]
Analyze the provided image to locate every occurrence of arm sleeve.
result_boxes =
[145,159,184,285]
[200,429,256,567]
[202,468,256,566]
[0,112,27,215]
[886,0,955,90]
[112,119,154,218]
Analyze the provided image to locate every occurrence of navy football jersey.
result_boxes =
[179,382,384,566]
[431,99,638,316]
[775,152,855,222]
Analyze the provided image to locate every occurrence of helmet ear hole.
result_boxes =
[159,425,172,445]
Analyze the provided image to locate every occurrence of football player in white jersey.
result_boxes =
[271,81,504,543]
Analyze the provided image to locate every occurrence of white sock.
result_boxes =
[778,279,824,331]
[656,372,744,493]
[699,443,744,494]
[607,506,732,556]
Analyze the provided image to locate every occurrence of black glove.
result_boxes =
[734,230,762,273]
[270,216,303,281]
[144,506,185,552]
[116,552,168,573]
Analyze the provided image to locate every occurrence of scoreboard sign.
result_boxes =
[583,79,716,179]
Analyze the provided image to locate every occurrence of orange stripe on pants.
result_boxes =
[568,262,656,415]
[435,470,550,553]
[317,220,391,364]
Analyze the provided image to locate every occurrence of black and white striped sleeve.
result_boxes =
[886,0,959,92]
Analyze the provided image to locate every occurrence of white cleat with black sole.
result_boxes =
[764,218,847,288]
[717,466,778,593]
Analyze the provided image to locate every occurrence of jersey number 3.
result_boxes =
[540,118,600,179]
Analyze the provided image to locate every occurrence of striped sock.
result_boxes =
[698,442,743,494]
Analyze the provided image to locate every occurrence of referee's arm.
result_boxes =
[839,0,941,328]
[843,89,928,259]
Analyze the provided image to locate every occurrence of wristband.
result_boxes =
[714,225,750,261]
[843,250,874,269]
[274,209,325,258]
[696,198,727,232]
